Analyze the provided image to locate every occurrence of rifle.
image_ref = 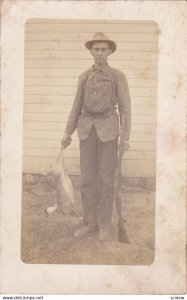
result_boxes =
[115,141,130,243]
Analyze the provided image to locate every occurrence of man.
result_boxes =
[61,32,131,241]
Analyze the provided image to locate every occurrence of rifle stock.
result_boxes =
[115,142,130,243]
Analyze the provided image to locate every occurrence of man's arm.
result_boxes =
[61,72,86,148]
[116,71,131,153]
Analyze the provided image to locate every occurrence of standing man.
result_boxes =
[61,33,131,241]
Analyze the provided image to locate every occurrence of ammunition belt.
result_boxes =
[82,105,117,119]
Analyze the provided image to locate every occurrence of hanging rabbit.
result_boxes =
[46,149,75,215]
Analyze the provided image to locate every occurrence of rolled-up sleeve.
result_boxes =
[64,73,85,136]
[117,71,131,140]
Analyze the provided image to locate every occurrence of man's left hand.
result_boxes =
[120,140,130,155]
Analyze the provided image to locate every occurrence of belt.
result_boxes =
[82,106,117,119]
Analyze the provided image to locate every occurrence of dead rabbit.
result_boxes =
[46,149,75,215]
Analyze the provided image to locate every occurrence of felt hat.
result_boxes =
[85,32,117,53]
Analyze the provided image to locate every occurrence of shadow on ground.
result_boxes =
[21,175,155,265]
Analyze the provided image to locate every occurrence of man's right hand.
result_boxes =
[61,133,72,149]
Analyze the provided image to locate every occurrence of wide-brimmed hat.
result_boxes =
[85,32,117,53]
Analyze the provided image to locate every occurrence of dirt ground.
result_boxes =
[21,175,155,265]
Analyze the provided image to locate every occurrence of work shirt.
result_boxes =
[65,63,131,142]
[84,64,116,112]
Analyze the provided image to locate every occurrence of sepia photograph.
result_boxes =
[1,0,186,295]
[21,19,158,265]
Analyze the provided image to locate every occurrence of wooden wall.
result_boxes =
[23,19,158,177]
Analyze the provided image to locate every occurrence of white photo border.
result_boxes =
[1,0,186,295]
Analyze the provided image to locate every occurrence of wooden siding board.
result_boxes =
[25,22,158,33]
[23,148,156,160]
[25,41,158,52]
[23,113,157,124]
[24,68,158,79]
[24,86,157,97]
[25,32,158,43]
[24,95,157,106]
[24,59,158,70]
[24,77,157,88]
[23,121,156,133]
[23,20,158,177]
[24,103,157,115]
[23,130,156,143]
[24,50,158,61]
[23,139,156,151]
[23,156,156,177]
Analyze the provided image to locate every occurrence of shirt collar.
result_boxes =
[91,62,110,73]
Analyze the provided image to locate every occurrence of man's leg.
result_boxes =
[97,138,118,241]
[74,126,98,237]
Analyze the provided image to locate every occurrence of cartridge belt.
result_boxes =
[82,105,117,119]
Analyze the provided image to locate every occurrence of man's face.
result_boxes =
[90,42,112,65]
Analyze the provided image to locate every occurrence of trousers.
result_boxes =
[80,125,118,228]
